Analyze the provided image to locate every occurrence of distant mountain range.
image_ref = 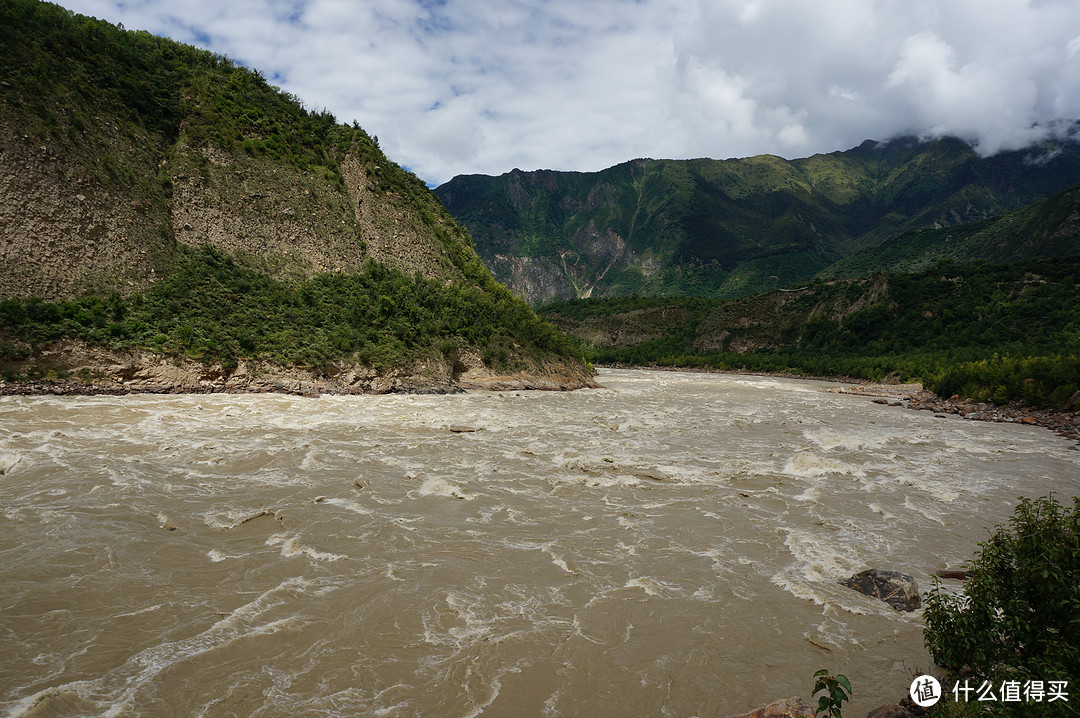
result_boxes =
[435,134,1080,303]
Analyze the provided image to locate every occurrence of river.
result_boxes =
[2,368,1078,717]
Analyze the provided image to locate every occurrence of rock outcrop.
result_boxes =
[840,569,921,612]
[0,339,597,396]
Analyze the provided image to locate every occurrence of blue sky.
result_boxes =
[60,0,1080,186]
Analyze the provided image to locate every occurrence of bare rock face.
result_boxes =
[0,339,598,396]
[840,568,921,611]
[339,154,452,281]
[169,145,368,280]
[0,125,167,299]
[725,697,815,718]
[1064,389,1080,412]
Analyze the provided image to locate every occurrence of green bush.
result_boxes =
[0,245,582,375]
[812,669,852,718]
[923,495,1080,717]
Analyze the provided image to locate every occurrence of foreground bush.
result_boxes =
[923,495,1079,716]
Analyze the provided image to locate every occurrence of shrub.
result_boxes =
[812,669,852,718]
[923,495,1080,716]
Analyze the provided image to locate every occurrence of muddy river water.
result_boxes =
[2,368,1078,717]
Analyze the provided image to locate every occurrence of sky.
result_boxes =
[60,0,1080,186]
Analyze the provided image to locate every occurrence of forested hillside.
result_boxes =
[821,185,1080,278]
[542,255,1080,409]
[0,0,593,392]
[437,136,1080,303]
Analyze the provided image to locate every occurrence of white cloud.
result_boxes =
[60,0,1080,184]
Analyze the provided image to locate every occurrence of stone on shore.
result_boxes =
[1064,389,1080,412]
[840,568,921,611]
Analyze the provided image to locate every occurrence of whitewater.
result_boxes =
[2,369,1077,717]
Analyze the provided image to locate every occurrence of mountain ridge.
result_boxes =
[435,133,1080,303]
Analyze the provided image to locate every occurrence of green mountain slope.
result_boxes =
[820,185,1080,278]
[541,256,1080,409]
[0,0,592,392]
[436,136,1080,303]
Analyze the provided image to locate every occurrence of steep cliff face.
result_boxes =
[0,122,169,299]
[166,144,363,279]
[0,107,468,299]
[0,0,593,392]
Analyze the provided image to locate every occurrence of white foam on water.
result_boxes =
[547,551,576,575]
[804,429,889,452]
[114,604,165,619]
[780,528,865,584]
[0,451,24,476]
[803,618,865,651]
[623,576,681,597]
[201,506,278,530]
[587,474,643,488]
[782,452,867,478]
[866,503,897,521]
[323,497,372,515]
[892,471,960,503]
[5,577,313,718]
[771,571,831,607]
[266,533,347,562]
[414,477,472,500]
[206,549,245,563]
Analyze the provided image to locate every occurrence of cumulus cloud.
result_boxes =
[63,0,1080,184]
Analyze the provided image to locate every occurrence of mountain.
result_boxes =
[819,185,1080,278]
[0,0,593,393]
[541,254,1080,409]
[435,135,1080,303]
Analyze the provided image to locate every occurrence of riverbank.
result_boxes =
[0,339,598,397]
[830,383,1080,447]
[605,363,1080,447]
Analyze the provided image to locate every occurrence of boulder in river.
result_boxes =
[840,568,921,611]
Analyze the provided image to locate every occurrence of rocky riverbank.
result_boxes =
[830,383,1080,446]
[0,339,599,397]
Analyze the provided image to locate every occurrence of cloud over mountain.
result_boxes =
[63,0,1080,184]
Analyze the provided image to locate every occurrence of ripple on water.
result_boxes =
[1,369,1078,717]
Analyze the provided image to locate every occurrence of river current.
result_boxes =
[2,368,1078,717]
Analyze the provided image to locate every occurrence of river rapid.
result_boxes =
[2,368,1078,717]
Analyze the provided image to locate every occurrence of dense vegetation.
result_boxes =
[924,495,1079,718]
[0,245,579,376]
[822,186,1080,279]
[542,256,1080,409]
[436,137,1080,303]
